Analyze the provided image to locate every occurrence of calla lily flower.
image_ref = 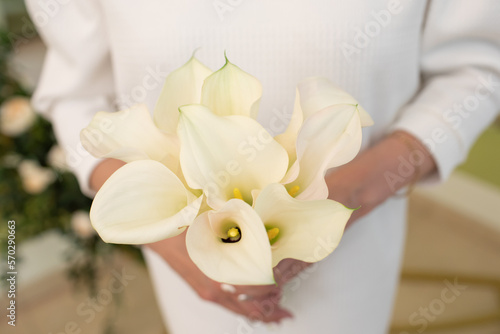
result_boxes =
[254,183,354,267]
[154,54,261,135]
[177,104,289,209]
[275,77,373,165]
[80,104,181,174]
[90,160,202,244]
[294,76,374,124]
[277,77,374,200]
[282,103,362,200]
[186,199,274,285]
[201,56,262,119]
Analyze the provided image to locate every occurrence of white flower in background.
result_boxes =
[81,55,373,284]
[47,145,69,172]
[71,211,96,239]
[0,96,37,137]
[18,160,56,194]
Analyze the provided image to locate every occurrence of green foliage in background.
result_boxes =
[0,118,94,238]
[0,29,142,306]
[0,30,92,243]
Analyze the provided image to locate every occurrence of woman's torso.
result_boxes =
[100,0,428,145]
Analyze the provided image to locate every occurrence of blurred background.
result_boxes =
[0,1,499,333]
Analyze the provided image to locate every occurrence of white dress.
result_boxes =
[27,0,500,333]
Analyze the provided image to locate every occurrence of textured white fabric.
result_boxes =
[26,0,500,333]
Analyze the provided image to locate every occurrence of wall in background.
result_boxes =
[459,122,500,189]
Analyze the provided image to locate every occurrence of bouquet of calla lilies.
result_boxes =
[81,54,373,285]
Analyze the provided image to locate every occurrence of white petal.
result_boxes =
[201,57,262,118]
[297,77,373,126]
[178,104,289,208]
[154,56,213,134]
[274,90,303,168]
[285,104,362,200]
[254,183,353,266]
[80,104,179,171]
[186,199,274,285]
[90,160,201,245]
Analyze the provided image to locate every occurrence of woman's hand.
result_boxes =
[89,158,126,191]
[326,130,437,225]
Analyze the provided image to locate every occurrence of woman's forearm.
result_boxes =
[326,130,437,225]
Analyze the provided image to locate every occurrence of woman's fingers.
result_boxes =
[215,283,292,323]
[273,258,311,285]
[233,284,281,299]
[224,291,293,323]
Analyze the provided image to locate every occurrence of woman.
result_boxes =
[26,0,500,333]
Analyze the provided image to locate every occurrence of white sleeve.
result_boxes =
[25,0,115,197]
[392,0,500,182]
